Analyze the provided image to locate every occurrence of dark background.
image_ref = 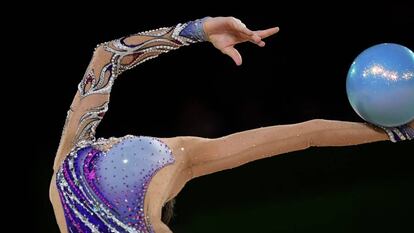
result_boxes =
[29,2,413,232]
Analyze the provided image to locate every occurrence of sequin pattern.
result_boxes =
[56,135,175,233]
[72,20,206,144]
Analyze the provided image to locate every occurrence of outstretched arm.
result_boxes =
[53,17,279,170]
[182,119,413,179]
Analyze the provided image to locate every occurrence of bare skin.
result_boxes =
[49,17,413,233]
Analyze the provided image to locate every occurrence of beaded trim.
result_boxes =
[378,124,414,143]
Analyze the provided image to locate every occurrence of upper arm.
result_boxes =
[183,122,316,179]
[183,134,265,179]
[53,46,113,170]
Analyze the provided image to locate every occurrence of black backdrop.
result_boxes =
[30,2,413,232]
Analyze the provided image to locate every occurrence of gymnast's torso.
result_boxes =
[51,134,192,233]
[55,135,185,232]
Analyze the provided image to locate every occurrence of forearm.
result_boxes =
[97,19,209,78]
[227,119,388,157]
[190,119,388,178]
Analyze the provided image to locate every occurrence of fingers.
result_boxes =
[227,17,279,49]
[246,27,278,47]
[231,17,254,38]
[242,28,265,47]
[255,27,280,39]
[231,18,278,47]
[246,33,266,47]
[236,20,253,35]
[231,18,261,45]
[222,46,242,66]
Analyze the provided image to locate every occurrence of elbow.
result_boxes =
[92,43,109,60]
[85,43,113,69]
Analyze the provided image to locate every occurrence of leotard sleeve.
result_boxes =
[53,18,209,170]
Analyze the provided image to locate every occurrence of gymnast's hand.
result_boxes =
[203,16,279,66]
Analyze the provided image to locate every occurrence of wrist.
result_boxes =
[201,16,213,42]
[179,17,211,42]
[377,124,414,143]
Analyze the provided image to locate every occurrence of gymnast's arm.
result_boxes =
[181,119,414,179]
[52,19,211,170]
[52,17,279,171]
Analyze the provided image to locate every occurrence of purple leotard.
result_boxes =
[56,136,174,232]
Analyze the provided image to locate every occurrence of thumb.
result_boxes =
[222,47,242,66]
